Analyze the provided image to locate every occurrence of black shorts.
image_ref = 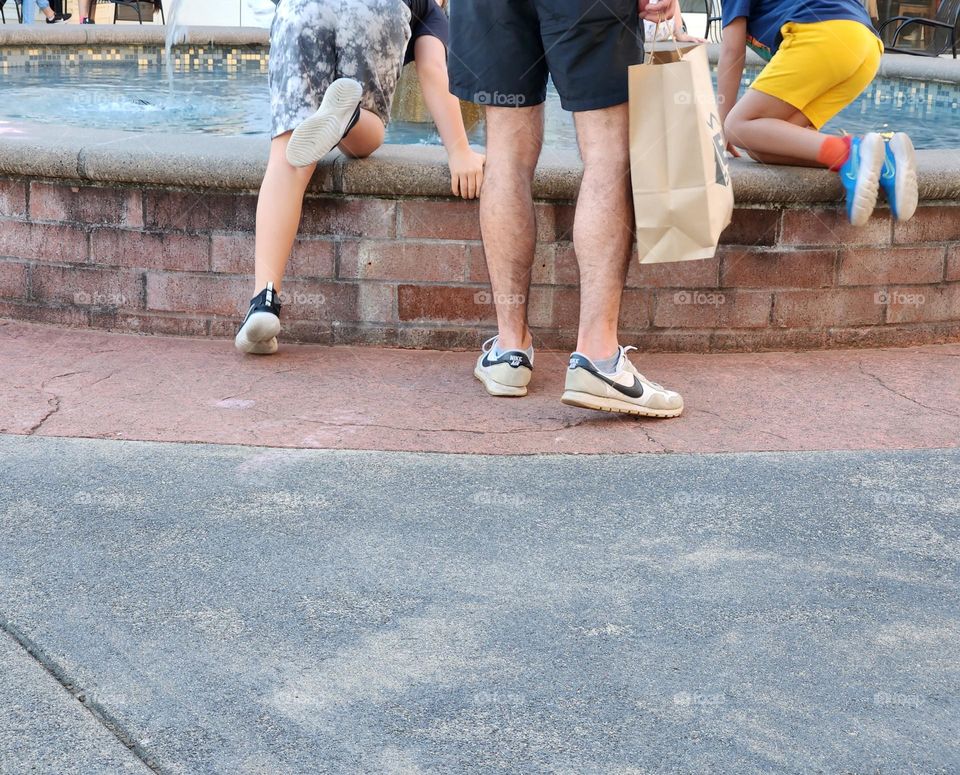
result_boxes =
[448,0,644,112]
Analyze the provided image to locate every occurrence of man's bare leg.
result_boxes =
[479,105,545,352]
[571,104,632,361]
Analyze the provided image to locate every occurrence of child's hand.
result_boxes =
[449,147,485,199]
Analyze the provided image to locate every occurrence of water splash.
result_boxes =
[164,0,186,88]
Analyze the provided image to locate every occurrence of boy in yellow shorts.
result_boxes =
[718,0,918,226]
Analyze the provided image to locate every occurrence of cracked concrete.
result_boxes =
[0,320,958,454]
[1,435,958,773]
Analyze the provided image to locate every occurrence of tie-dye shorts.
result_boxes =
[269,0,412,138]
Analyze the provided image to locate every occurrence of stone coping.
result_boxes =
[2,25,960,82]
[2,120,960,204]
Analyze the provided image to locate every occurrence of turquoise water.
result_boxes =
[0,63,957,149]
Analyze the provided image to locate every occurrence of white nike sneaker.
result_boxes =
[561,346,683,418]
[474,336,533,397]
[286,78,363,168]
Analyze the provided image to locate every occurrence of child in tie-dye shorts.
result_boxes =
[236,0,483,355]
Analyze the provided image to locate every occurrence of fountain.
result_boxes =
[164,0,186,87]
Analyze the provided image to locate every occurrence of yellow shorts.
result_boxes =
[750,20,884,130]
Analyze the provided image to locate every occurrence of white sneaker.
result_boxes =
[473,336,534,397]
[235,282,281,355]
[561,346,683,418]
[285,78,363,168]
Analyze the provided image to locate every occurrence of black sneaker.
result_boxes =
[81,17,95,23]
[235,282,282,355]
[47,12,71,22]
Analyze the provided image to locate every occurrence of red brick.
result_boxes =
[279,280,361,321]
[710,328,828,352]
[338,240,474,282]
[838,246,945,286]
[31,265,144,310]
[772,288,884,327]
[885,284,960,324]
[300,197,396,238]
[0,300,90,327]
[146,272,250,316]
[0,180,27,218]
[398,199,481,240]
[0,221,87,263]
[628,254,720,289]
[535,202,575,243]
[948,246,960,282]
[827,324,950,349]
[0,261,28,299]
[653,289,771,328]
[781,208,890,247]
[210,235,335,278]
[542,287,578,329]
[144,190,257,233]
[357,283,395,322]
[88,310,209,337]
[719,208,781,246]
[720,248,836,288]
[894,206,960,245]
[398,285,498,323]
[29,182,142,227]
[91,229,210,272]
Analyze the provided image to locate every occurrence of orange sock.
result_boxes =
[818,135,852,171]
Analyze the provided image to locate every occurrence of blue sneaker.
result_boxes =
[838,133,885,227]
[880,132,918,221]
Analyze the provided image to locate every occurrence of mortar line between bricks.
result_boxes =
[0,615,166,775]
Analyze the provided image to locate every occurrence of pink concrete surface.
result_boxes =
[2,319,958,455]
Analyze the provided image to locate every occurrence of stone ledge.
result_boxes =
[2,121,960,204]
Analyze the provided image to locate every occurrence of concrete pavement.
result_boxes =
[1,434,958,773]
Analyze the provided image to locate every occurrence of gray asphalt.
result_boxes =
[0,434,958,774]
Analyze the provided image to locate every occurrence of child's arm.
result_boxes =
[673,9,705,43]
[717,17,746,154]
[413,34,485,199]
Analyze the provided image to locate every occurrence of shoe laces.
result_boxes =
[481,335,498,353]
[621,345,665,391]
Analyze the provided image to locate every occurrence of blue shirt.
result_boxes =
[721,0,875,60]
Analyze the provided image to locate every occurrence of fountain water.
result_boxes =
[164,0,186,87]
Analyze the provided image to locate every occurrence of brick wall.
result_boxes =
[1,176,959,352]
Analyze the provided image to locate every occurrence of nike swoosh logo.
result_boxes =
[592,371,645,399]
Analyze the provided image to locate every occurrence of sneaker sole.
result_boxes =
[474,367,527,397]
[888,132,918,222]
[561,390,683,418]
[849,134,885,227]
[235,311,281,355]
[286,79,362,168]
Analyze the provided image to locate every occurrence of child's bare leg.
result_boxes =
[338,109,385,159]
[725,90,828,167]
[254,133,316,293]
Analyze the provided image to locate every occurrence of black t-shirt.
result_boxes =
[402,0,450,65]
